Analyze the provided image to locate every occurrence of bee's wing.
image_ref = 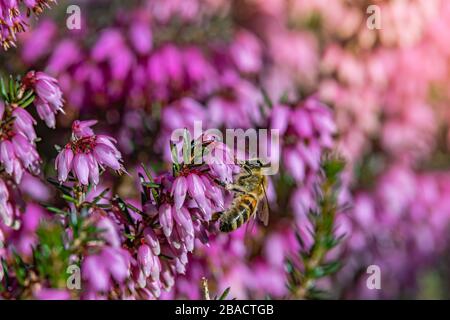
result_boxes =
[257,183,270,227]
[244,194,269,242]
[244,214,257,239]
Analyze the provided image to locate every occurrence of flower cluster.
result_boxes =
[268,96,338,252]
[0,0,57,50]
[0,71,63,226]
[23,71,64,128]
[59,134,239,299]
[55,120,124,186]
[16,6,267,161]
[124,137,238,298]
[81,214,131,296]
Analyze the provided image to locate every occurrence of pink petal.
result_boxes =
[73,153,90,185]
[171,176,187,209]
[143,227,161,256]
[159,203,173,238]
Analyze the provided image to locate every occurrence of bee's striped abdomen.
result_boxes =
[219,194,257,232]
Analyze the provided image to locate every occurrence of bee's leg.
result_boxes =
[227,184,246,193]
[239,164,253,179]
[212,211,223,222]
[214,179,245,193]
[230,186,246,193]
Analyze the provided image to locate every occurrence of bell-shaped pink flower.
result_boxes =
[72,120,97,138]
[143,227,161,256]
[55,120,124,186]
[82,255,110,292]
[186,174,207,208]
[159,203,173,238]
[171,176,187,209]
[173,206,194,237]
[87,153,100,185]
[101,247,129,283]
[93,143,122,171]
[73,153,90,185]
[96,216,120,248]
[34,71,64,112]
[138,244,154,278]
[0,140,16,176]
[55,146,73,182]
[12,108,37,141]
[11,133,40,172]
[35,98,56,128]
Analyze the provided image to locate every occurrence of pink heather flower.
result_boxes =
[96,215,121,248]
[143,227,161,256]
[46,39,82,74]
[9,203,46,256]
[0,140,17,176]
[0,2,24,50]
[129,21,153,55]
[34,98,57,128]
[82,247,130,293]
[0,178,14,226]
[91,29,134,82]
[159,98,206,161]
[159,44,183,84]
[12,107,37,141]
[183,47,218,93]
[82,254,110,292]
[55,120,124,185]
[72,153,90,185]
[93,143,122,171]
[55,146,73,182]
[171,176,187,210]
[159,203,173,238]
[186,173,208,210]
[207,71,263,128]
[204,140,238,184]
[1,92,44,186]
[137,244,161,280]
[230,29,263,74]
[271,97,335,184]
[173,206,194,237]
[23,71,64,128]
[21,19,57,64]
[19,173,51,202]
[11,133,40,172]
[0,133,40,183]
[82,215,130,294]
[72,120,97,138]
[267,97,337,229]
[35,73,64,108]
[33,71,63,108]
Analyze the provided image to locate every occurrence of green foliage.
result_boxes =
[34,222,71,288]
[0,75,35,106]
[0,174,123,298]
[286,154,346,299]
[217,287,231,300]
[200,277,233,300]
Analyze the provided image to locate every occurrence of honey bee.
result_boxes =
[216,160,270,233]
